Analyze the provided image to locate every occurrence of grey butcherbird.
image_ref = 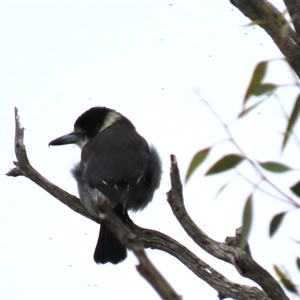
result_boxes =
[49,106,161,264]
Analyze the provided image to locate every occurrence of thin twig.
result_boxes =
[196,90,299,208]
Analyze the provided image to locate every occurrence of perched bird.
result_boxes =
[49,106,162,264]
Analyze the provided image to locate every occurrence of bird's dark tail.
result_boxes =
[93,204,128,264]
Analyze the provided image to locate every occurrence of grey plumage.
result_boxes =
[49,106,162,264]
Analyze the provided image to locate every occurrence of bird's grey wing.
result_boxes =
[80,123,151,208]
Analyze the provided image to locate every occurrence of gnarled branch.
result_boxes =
[230,0,300,78]
[167,155,289,300]
[7,107,286,299]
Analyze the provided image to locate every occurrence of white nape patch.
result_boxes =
[99,111,121,132]
[74,111,121,149]
[75,135,90,149]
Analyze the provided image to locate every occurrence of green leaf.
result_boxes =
[238,99,265,118]
[185,148,210,183]
[282,93,300,151]
[269,212,286,237]
[274,265,298,294]
[244,61,268,104]
[274,265,298,293]
[253,83,277,96]
[282,278,297,293]
[296,257,300,271]
[259,161,292,173]
[274,265,285,278]
[240,194,253,250]
[290,181,300,197]
[205,154,244,175]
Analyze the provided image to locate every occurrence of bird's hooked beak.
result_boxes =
[49,132,79,146]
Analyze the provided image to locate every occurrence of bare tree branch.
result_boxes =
[96,198,181,300]
[230,0,300,78]
[6,107,287,299]
[7,107,181,300]
[167,154,289,300]
[6,108,94,222]
[129,223,269,300]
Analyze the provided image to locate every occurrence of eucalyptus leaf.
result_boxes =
[269,212,286,237]
[274,265,297,293]
[296,257,300,271]
[282,94,300,151]
[244,61,268,104]
[253,83,276,96]
[290,181,300,197]
[205,154,244,175]
[259,161,292,173]
[185,148,210,183]
[238,99,265,118]
[240,195,253,250]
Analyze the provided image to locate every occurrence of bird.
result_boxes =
[49,106,162,264]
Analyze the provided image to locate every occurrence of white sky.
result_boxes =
[1,1,300,299]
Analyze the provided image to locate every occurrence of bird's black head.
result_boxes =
[49,106,127,148]
[74,107,119,139]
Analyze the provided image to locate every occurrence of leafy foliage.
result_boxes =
[274,265,298,293]
[282,94,300,151]
[259,161,292,173]
[205,154,244,175]
[244,61,268,103]
[186,58,300,295]
[185,148,210,183]
[252,83,277,96]
[296,257,300,271]
[290,181,300,197]
[238,99,265,118]
[269,212,287,237]
[240,195,253,250]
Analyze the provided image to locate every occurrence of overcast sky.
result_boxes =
[1,1,299,299]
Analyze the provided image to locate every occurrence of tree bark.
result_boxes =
[6,107,290,299]
[230,0,300,78]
